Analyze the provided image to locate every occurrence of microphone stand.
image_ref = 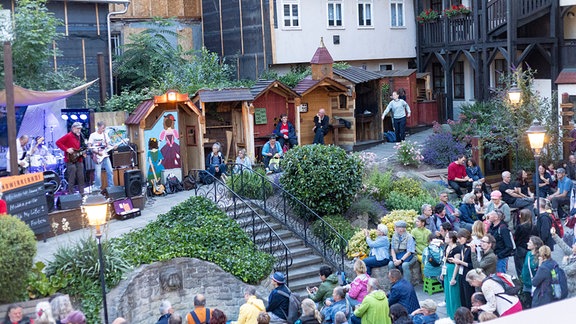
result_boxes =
[110,128,138,168]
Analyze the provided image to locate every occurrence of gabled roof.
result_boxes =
[125,99,154,125]
[293,76,348,96]
[378,69,417,78]
[195,88,254,103]
[250,80,300,100]
[310,46,334,65]
[555,68,576,84]
[333,66,383,84]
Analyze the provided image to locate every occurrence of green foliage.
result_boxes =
[346,197,384,224]
[386,191,436,212]
[26,262,69,300]
[280,145,363,216]
[100,87,160,113]
[312,215,357,251]
[110,196,274,283]
[333,62,350,70]
[278,64,311,88]
[346,229,375,259]
[0,215,37,303]
[381,83,391,105]
[226,169,274,199]
[363,169,394,201]
[380,210,419,238]
[391,177,427,197]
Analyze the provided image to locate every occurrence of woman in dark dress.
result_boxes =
[442,231,462,319]
[533,164,552,198]
[451,229,475,309]
[515,169,533,198]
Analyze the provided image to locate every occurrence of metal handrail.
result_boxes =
[189,169,293,282]
[226,164,348,273]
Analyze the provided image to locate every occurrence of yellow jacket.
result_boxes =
[235,295,266,324]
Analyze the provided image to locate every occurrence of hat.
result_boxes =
[61,310,86,324]
[490,190,502,199]
[420,299,437,311]
[557,167,566,174]
[270,272,286,284]
[71,122,83,128]
[394,220,407,228]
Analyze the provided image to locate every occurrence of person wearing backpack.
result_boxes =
[535,197,555,251]
[266,272,290,322]
[186,294,213,324]
[531,245,559,308]
[487,210,515,274]
[550,227,576,297]
[465,269,522,317]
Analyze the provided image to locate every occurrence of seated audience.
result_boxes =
[273,114,298,150]
[297,298,321,324]
[388,269,420,314]
[205,142,227,179]
[422,234,444,280]
[156,300,174,324]
[410,299,439,324]
[549,167,573,219]
[388,221,417,283]
[261,135,283,173]
[448,154,473,198]
[459,192,479,231]
[484,190,511,229]
[411,215,432,266]
[345,259,370,307]
[453,307,474,324]
[307,266,338,305]
[233,148,252,174]
[4,304,32,324]
[499,171,533,214]
[534,164,552,197]
[389,304,411,324]
[234,287,265,324]
[321,287,351,324]
[363,224,390,275]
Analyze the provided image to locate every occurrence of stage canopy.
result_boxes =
[0,79,98,106]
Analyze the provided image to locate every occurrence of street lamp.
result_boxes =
[508,84,521,105]
[526,120,546,218]
[83,194,110,324]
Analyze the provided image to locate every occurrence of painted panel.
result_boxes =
[144,112,181,183]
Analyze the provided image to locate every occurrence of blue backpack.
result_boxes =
[384,131,396,142]
[551,264,568,300]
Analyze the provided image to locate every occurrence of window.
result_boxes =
[431,0,442,12]
[453,61,465,99]
[379,64,393,71]
[390,0,404,27]
[494,59,506,89]
[358,1,372,27]
[432,63,445,98]
[283,1,299,28]
[339,94,347,109]
[111,33,122,57]
[328,1,342,27]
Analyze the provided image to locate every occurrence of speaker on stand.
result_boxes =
[124,169,143,198]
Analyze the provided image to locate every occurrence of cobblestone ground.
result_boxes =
[35,128,568,320]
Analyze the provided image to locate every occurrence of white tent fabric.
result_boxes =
[0,79,97,106]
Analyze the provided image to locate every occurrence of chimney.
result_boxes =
[310,37,334,80]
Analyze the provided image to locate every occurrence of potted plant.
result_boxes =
[443,4,471,19]
[417,8,440,24]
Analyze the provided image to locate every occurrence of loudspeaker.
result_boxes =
[106,186,126,200]
[124,169,143,198]
[57,193,82,210]
[111,143,138,168]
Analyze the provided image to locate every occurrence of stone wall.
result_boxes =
[107,257,272,323]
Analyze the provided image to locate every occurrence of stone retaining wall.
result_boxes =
[107,257,272,323]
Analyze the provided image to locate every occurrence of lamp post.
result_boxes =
[83,194,110,324]
[526,120,546,217]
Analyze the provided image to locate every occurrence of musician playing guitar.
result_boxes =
[88,121,118,190]
[6,135,30,175]
[56,122,86,194]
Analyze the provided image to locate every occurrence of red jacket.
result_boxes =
[447,161,466,181]
[56,132,82,163]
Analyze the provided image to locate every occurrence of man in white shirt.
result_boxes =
[6,135,29,174]
[88,121,116,190]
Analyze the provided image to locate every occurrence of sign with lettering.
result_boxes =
[255,108,267,125]
[1,173,49,235]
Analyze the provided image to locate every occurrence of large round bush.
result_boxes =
[280,145,363,216]
[0,215,37,302]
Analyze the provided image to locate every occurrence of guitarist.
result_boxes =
[56,122,85,194]
[88,121,116,191]
[6,135,29,175]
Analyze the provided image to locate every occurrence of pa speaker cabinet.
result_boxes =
[57,193,82,210]
[106,186,126,200]
[124,169,143,198]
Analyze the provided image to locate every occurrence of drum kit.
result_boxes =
[28,150,68,193]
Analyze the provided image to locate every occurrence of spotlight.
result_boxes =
[61,115,69,120]
[80,114,87,120]
[70,115,78,120]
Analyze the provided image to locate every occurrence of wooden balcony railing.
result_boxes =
[419,15,476,47]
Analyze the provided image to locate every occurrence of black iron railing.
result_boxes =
[226,164,348,274]
[189,169,293,283]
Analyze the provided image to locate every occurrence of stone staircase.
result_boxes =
[233,207,328,295]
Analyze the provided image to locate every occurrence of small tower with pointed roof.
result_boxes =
[310,37,334,80]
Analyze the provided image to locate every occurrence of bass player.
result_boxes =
[56,121,85,194]
[88,121,117,190]
[6,135,30,175]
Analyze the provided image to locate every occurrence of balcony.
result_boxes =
[419,15,476,48]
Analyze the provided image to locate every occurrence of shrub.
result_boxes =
[380,210,419,237]
[0,215,37,303]
[394,140,423,167]
[227,169,273,199]
[346,229,377,259]
[391,177,427,197]
[386,191,436,212]
[26,261,69,300]
[346,196,385,224]
[356,151,378,174]
[111,196,275,283]
[280,145,363,216]
[312,215,357,251]
[422,132,468,168]
[364,169,394,201]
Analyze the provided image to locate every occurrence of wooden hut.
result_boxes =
[250,80,300,158]
[190,88,255,163]
[125,91,203,182]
